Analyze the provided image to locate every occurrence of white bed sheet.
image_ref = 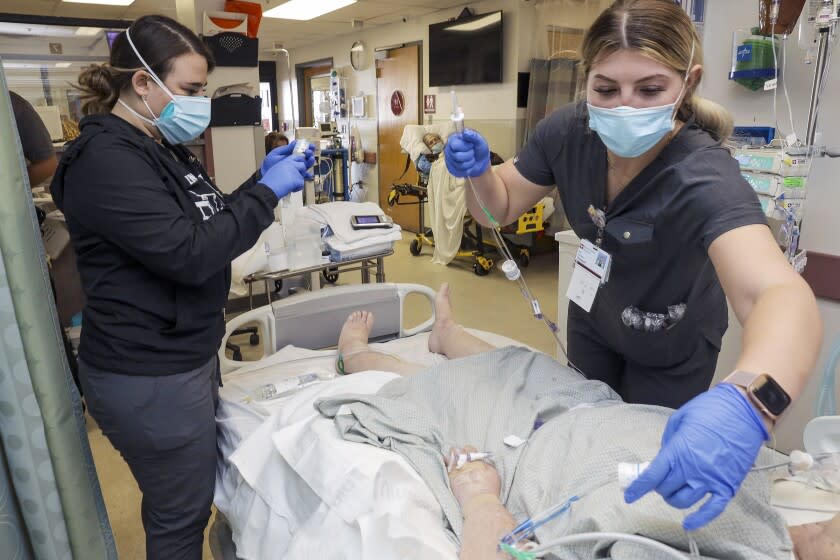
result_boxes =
[215,329,521,560]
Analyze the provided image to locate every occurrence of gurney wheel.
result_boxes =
[249,333,260,346]
[232,349,242,361]
[518,250,531,268]
[409,239,422,256]
[473,262,490,276]
[323,268,339,283]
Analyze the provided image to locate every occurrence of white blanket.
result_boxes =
[229,222,286,297]
[302,202,402,252]
[427,158,466,265]
[217,370,457,560]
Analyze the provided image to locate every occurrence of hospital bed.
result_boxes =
[211,282,839,559]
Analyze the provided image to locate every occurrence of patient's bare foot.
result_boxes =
[337,311,374,373]
[790,521,840,560]
[429,283,461,354]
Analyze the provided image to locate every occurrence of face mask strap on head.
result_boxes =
[124,27,176,102]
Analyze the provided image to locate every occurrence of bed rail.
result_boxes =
[220,283,436,374]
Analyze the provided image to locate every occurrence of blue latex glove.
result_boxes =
[259,154,309,200]
[624,383,769,531]
[444,129,491,178]
[260,140,315,178]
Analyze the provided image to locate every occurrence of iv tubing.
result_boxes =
[527,532,687,560]
[465,173,568,360]
[451,89,568,360]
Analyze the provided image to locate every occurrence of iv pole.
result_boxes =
[805,22,835,146]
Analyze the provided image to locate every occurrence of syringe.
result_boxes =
[450,89,568,360]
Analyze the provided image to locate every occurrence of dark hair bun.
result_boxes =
[77,64,118,116]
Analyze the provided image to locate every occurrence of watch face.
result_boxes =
[752,375,792,416]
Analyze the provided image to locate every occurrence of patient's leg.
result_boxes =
[428,283,496,359]
[337,311,426,376]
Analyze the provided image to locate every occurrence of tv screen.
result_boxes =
[429,11,503,87]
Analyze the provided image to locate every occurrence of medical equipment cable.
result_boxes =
[781,34,799,144]
[450,91,569,361]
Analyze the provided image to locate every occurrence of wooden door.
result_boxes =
[376,44,421,232]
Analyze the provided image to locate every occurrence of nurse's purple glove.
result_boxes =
[624,383,769,531]
[259,155,308,200]
[260,140,315,179]
[444,129,490,178]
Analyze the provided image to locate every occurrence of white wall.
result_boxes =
[702,0,840,450]
[272,0,533,201]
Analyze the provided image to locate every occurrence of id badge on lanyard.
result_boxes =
[566,205,612,312]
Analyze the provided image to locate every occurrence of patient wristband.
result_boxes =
[462,493,503,519]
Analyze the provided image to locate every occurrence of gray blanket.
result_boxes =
[316,347,793,559]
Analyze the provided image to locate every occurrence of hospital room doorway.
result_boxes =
[376,43,421,232]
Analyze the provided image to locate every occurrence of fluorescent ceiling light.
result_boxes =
[55,62,73,68]
[62,0,135,6]
[264,0,356,21]
[446,12,502,33]
[75,26,102,36]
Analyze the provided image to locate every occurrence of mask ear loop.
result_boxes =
[672,40,697,122]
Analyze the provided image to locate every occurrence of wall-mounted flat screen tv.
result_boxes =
[428,10,503,87]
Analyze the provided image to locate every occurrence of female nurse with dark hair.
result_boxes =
[51,15,313,559]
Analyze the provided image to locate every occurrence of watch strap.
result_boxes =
[723,370,760,388]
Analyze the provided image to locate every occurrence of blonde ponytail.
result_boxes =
[684,95,734,142]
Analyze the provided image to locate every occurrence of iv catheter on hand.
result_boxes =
[450,90,569,360]
[446,449,494,472]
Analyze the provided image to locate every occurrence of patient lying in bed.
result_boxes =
[324,284,840,560]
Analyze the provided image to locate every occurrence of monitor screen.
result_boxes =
[355,215,381,224]
[319,122,333,132]
[105,30,121,50]
[428,11,503,87]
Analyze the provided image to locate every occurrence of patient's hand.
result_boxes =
[790,518,840,560]
[447,446,517,560]
[446,445,501,508]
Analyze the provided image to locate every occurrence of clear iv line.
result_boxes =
[450,90,569,361]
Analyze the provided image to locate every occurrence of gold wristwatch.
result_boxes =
[723,370,792,422]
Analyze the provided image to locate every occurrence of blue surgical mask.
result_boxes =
[587,101,680,158]
[120,28,211,144]
[587,43,695,159]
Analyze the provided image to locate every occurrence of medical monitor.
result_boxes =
[428,10,503,87]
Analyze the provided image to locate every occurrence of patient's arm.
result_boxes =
[447,446,517,560]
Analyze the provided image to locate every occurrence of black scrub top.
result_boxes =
[515,101,767,368]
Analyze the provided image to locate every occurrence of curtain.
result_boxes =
[523,0,613,146]
[0,62,116,559]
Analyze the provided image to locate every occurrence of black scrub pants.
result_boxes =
[79,356,220,560]
[567,316,720,409]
